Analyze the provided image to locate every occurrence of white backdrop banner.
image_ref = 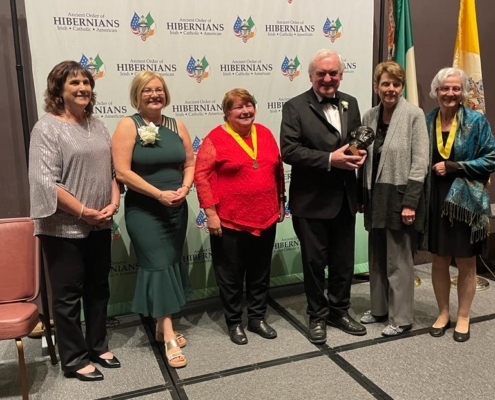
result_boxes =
[25,0,374,315]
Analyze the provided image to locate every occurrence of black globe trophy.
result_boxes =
[344,126,375,156]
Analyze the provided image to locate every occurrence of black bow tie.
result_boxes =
[320,97,339,106]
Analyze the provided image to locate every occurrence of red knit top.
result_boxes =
[194,123,285,236]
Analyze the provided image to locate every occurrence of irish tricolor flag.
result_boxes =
[453,0,485,114]
[388,0,418,106]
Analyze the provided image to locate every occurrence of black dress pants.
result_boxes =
[40,229,111,372]
[292,201,355,321]
[210,224,276,327]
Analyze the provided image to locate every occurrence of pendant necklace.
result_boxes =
[64,112,91,138]
[224,122,258,169]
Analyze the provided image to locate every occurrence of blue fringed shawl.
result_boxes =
[425,105,495,243]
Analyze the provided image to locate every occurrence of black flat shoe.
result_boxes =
[308,319,327,344]
[229,324,248,345]
[453,327,470,342]
[429,320,452,338]
[89,354,121,368]
[247,320,277,339]
[64,367,104,381]
[327,313,367,336]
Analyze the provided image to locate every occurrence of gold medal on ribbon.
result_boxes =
[224,122,258,169]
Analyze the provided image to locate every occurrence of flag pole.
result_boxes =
[9,0,30,166]
[374,0,387,107]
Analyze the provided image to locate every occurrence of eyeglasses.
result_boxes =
[438,86,462,93]
[142,88,165,96]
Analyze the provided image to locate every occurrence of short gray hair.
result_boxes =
[429,67,469,100]
[308,49,344,75]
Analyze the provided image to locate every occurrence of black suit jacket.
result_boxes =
[280,88,361,219]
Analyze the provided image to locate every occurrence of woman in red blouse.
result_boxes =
[194,88,286,345]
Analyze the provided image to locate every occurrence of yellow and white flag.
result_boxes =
[453,0,485,114]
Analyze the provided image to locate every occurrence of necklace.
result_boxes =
[224,123,258,169]
[64,112,91,138]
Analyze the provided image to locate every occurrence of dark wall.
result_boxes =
[0,0,36,218]
[1,0,495,217]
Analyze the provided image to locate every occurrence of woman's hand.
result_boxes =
[278,201,285,223]
[170,186,189,206]
[401,206,416,225]
[100,203,118,218]
[157,190,182,207]
[81,207,109,226]
[432,161,447,176]
[207,213,222,237]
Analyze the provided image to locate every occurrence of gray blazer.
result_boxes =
[358,97,429,232]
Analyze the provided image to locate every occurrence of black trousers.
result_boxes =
[40,229,111,372]
[292,201,355,321]
[210,224,276,327]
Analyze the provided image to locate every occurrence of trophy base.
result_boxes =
[344,145,360,156]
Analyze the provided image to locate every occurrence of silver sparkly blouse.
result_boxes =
[29,114,113,238]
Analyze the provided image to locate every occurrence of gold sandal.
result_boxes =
[175,332,187,348]
[155,328,186,348]
[165,339,187,368]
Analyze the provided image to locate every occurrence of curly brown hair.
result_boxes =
[44,60,96,116]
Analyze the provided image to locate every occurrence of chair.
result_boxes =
[0,218,57,400]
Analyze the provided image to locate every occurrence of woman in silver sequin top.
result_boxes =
[29,61,121,381]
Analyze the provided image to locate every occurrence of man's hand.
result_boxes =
[331,145,366,170]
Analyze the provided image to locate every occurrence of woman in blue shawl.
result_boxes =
[425,67,495,342]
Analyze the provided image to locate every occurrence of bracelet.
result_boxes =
[111,203,120,215]
[78,204,85,220]
[182,184,191,190]
[279,195,287,202]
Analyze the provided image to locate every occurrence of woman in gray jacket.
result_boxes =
[357,61,429,336]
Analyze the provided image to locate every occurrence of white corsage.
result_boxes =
[138,122,160,146]
[341,100,349,110]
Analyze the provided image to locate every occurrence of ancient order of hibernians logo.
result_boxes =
[80,54,105,79]
[195,210,209,232]
[192,136,203,156]
[323,17,342,43]
[130,12,156,41]
[281,56,301,81]
[233,16,256,42]
[187,56,210,83]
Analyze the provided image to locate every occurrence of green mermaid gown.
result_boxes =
[126,114,190,317]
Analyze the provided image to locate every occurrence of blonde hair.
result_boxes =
[373,61,406,86]
[129,71,171,110]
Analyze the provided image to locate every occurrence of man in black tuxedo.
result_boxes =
[280,49,367,344]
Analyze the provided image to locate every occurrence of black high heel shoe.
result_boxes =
[429,320,452,338]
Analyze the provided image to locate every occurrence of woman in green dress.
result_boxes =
[112,71,194,368]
